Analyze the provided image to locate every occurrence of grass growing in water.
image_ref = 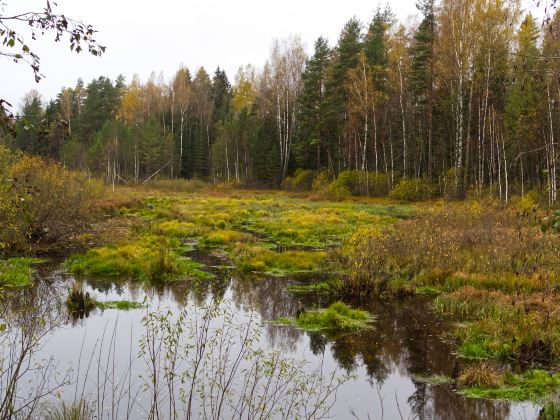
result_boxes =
[280,302,373,333]
[460,368,560,402]
[287,282,331,294]
[435,287,560,364]
[233,244,327,276]
[66,282,96,314]
[97,300,144,310]
[66,235,211,282]
[0,258,44,287]
[45,399,93,420]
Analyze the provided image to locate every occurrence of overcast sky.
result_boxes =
[2,0,538,108]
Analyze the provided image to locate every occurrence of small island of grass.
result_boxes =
[277,301,374,333]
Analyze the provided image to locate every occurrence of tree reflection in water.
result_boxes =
[0,262,540,419]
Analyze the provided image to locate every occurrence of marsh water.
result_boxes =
[1,251,542,419]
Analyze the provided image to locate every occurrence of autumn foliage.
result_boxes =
[0,146,98,254]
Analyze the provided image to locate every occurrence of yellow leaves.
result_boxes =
[0,149,96,253]
[232,65,257,114]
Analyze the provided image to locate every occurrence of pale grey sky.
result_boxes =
[2,0,538,107]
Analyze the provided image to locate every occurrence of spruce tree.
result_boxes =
[297,37,331,170]
[324,18,363,172]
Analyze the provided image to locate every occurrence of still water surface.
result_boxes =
[0,255,542,419]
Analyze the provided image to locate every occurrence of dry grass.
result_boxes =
[339,200,560,297]
[458,362,504,388]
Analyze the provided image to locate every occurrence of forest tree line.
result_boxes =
[2,0,560,202]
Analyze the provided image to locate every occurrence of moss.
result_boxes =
[275,317,293,326]
[282,302,374,333]
[66,235,211,282]
[97,300,144,310]
[460,370,560,402]
[459,341,494,360]
[0,257,45,287]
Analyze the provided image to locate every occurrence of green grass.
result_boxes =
[540,400,560,419]
[287,282,331,294]
[415,374,455,386]
[97,300,144,310]
[416,286,442,296]
[233,244,327,276]
[461,370,560,402]
[0,257,45,287]
[66,235,211,282]
[90,190,410,277]
[280,302,374,333]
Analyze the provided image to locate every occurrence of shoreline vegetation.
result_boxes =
[2,148,560,410]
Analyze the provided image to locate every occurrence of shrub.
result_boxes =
[366,171,391,197]
[440,168,466,200]
[338,202,560,298]
[282,169,316,191]
[326,170,391,197]
[328,171,360,195]
[311,171,334,193]
[390,177,437,202]
[0,148,98,254]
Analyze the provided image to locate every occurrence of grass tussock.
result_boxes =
[45,399,93,420]
[66,282,96,314]
[281,302,374,333]
[458,362,503,389]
